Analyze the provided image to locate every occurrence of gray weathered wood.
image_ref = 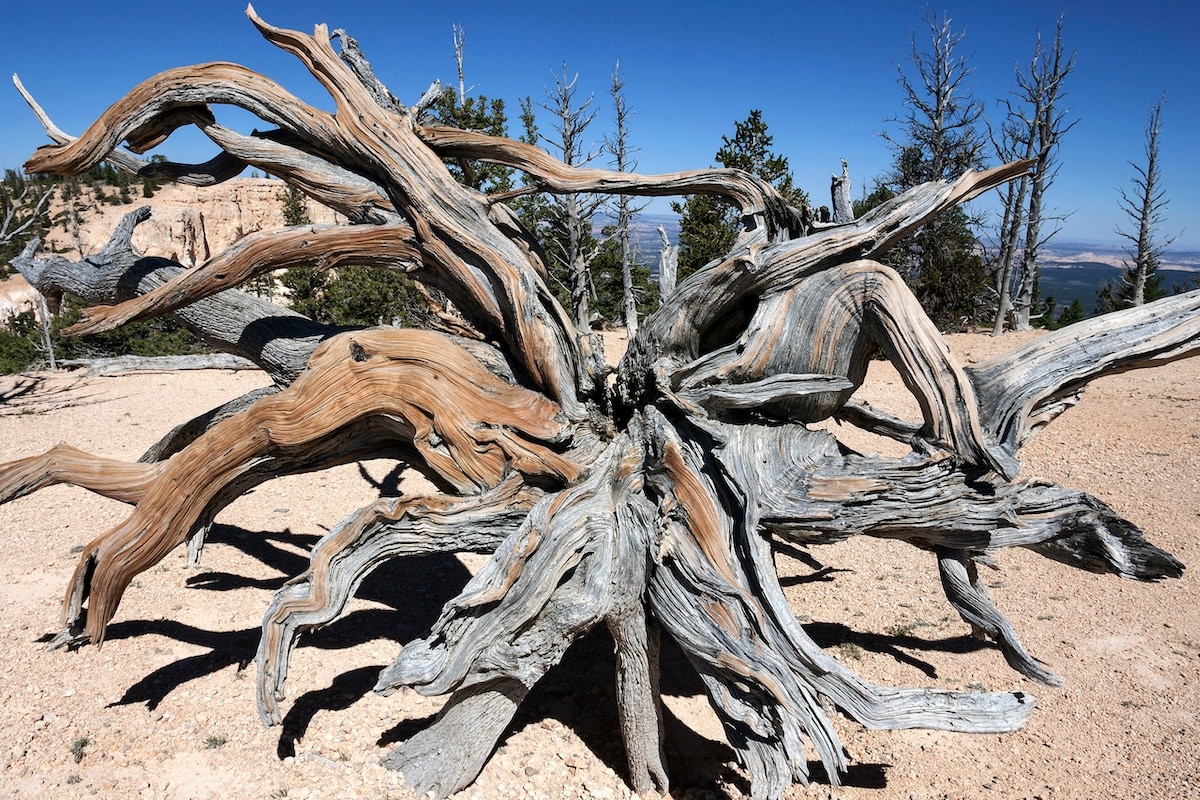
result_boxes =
[3,10,1196,800]
[831,158,853,223]
[57,353,257,376]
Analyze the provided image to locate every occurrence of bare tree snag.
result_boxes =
[656,224,678,300]
[5,9,1197,800]
[831,158,853,223]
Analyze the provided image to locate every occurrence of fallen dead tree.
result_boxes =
[3,8,1197,799]
[56,352,257,376]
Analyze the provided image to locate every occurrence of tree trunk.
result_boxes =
[1008,19,1075,331]
[1118,94,1170,308]
[567,191,590,328]
[4,12,1197,800]
[56,352,256,376]
[830,159,853,223]
[656,225,677,300]
[609,66,641,339]
[990,169,1029,336]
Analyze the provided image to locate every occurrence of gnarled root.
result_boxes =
[936,548,1062,686]
[642,409,1033,799]
[381,679,529,798]
[0,443,161,505]
[374,435,654,797]
[667,261,1020,480]
[256,477,536,724]
[59,328,577,645]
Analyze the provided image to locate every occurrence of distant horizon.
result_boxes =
[610,209,1200,264]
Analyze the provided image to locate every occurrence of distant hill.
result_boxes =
[592,212,679,276]
[1039,241,1200,313]
[1039,240,1200,272]
[605,221,1200,313]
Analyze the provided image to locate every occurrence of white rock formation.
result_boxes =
[44,178,344,265]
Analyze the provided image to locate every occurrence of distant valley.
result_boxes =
[612,215,1199,315]
[1038,241,1199,312]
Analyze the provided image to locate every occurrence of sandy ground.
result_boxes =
[0,330,1197,800]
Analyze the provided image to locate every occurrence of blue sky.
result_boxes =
[3,0,1197,248]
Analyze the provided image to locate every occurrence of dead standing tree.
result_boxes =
[4,10,1199,800]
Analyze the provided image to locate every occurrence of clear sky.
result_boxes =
[3,0,1197,248]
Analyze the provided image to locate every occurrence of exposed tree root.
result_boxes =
[58,328,577,645]
[4,10,1196,800]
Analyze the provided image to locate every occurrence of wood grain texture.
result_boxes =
[4,10,1197,800]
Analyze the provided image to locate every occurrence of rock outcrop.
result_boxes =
[0,274,41,323]
[45,178,344,265]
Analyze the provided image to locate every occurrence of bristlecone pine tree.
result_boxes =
[5,10,1200,800]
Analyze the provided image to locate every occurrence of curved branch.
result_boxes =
[198,124,399,223]
[629,161,1034,374]
[55,209,530,360]
[968,289,1200,451]
[715,421,1182,581]
[63,223,423,335]
[62,329,577,645]
[936,548,1062,685]
[257,478,535,724]
[13,217,336,386]
[0,444,161,506]
[24,63,345,177]
[417,124,806,238]
[135,151,250,186]
[245,7,591,412]
[642,410,1034,798]
[652,260,1018,479]
[14,73,247,187]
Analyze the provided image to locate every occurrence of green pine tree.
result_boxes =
[275,185,428,327]
[1095,252,1166,315]
[278,185,312,227]
[431,89,514,194]
[588,225,658,324]
[672,110,805,282]
[881,11,990,330]
[1050,298,1086,328]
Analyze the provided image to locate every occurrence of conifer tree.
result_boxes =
[883,10,989,329]
[673,110,803,281]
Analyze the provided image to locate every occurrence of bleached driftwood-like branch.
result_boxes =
[4,8,1196,800]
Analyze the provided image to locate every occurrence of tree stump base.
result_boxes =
[4,10,1196,799]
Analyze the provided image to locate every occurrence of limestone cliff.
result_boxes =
[46,178,345,265]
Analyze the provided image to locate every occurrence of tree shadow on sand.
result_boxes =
[34,530,472,712]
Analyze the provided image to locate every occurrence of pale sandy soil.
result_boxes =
[0,331,1197,800]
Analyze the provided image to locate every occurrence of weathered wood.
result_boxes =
[830,158,853,223]
[56,353,257,375]
[13,220,334,387]
[57,328,578,646]
[417,124,806,240]
[968,288,1200,451]
[257,477,535,724]
[656,225,678,300]
[378,679,529,797]
[0,443,160,505]
[4,10,1197,800]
